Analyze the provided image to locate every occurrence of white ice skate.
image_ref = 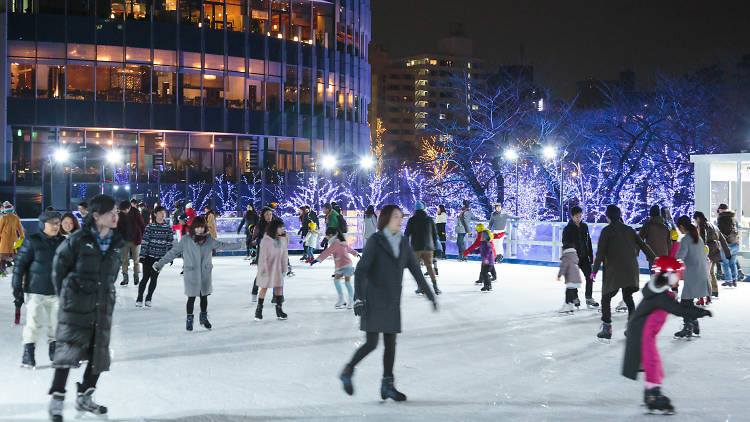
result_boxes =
[558,302,575,315]
[335,296,347,309]
[615,300,628,313]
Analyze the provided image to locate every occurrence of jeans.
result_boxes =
[305,246,314,260]
[456,233,467,258]
[721,243,740,281]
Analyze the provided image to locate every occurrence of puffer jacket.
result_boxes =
[404,210,439,251]
[52,224,124,375]
[12,232,65,296]
[557,248,582,286]
[638,216,672,258]
[717,211,739,244]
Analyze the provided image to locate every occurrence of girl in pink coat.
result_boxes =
[254,219,289,321]
[311,227,359,309]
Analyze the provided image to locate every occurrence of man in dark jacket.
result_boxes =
[561,206,598,308]
[639,205,672,266]
[592,205,655,339]
[404,201,441,294]
[48,194,123,420]
[116,200,145,286]
[13,211,65,368]
[716,204,740,287]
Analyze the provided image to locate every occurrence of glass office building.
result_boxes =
[0,0,371,215]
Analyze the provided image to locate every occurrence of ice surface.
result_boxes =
[1,258,748,421]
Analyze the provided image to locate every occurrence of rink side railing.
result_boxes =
[25,215,750,271]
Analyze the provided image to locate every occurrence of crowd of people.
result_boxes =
[2,193,745,419]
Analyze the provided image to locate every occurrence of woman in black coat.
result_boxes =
[237,204,259,259]
[339,204,437,402]
[48,195,124,421]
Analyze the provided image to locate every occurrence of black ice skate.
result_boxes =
[381,377,407,402]
[75,384,108,416]
[644,387,676,415]
[573,297,581,309]
[597,323,612,340]
[49,391,64,422]
[691,320,700,337]
[254,298,264,321]
[340,365,354,395]
[432,282,441,295]
[186,314,194,331]
[674,322,693,339]
[273,295,288,320]
[586,298,600,309]
[22,343,35,368]
[199,312,212,330]
[120,273,129,286]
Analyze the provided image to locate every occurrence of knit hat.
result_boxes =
[475,223,486,233]
[670,229,679,241]
[415,201,425,211]
[308,222,317,230]
[2,201,14,214]
[185,202,193,209]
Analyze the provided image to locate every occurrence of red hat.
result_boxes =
[651,256,683,274]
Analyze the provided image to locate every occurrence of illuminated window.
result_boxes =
[226,76,245,109]
[124,65,150,103]
[203,74,224,108]
[10,63,35,98]
[96,64,124,102]
[8,41,35,58]
[97,45,124,62]
[226,0,246,32]
[37,65,65,99]
[228,56,246,73]
[67,65,94,101]
[247,78,264,110]
[205,54,225,71]
[154,49,176,66]
[68,44,95,60]
[180,73,202,106]
[126,47,151,63]
[153,70,176,104]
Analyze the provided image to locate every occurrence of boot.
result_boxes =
[340,364,355,395]
[705,296,712,305]
[49,391,65,422]
[49,341,56,362]
[275,295,288,320]
[75,383,107,416]
[586,298,600,308]
[573,297,581,309]
[674,322,693,339]
[380,377,407,401]
[644,387,675,415]
[254,298,264,321]
[692,320,700,336]
[22,343,35,368]
[695,297,705,306]
[711,291,719,298]
[119,273,129,286]
[199,312,212,330]
[597,323,612,340]
[186,314,194,331]
[133,272,139,286]
[432,282,441,295]
[480,278,492,292]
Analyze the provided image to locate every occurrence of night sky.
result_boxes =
[371,0,750,98]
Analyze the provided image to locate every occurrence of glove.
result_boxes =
[700,309,713,318]
[353,299,365,316]
[13,285,24,305]
[309,259,318,266]
[589,273,596,280]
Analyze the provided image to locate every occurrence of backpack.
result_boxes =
[337,213,348,233]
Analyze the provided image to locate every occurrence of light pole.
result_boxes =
[503,149,520,215]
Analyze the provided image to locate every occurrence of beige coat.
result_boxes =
[0,213,24,255]
[205,213,218,239]
[256,234,289,289]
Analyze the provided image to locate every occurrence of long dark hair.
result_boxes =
[365,205,376,218]
[676,215,699,244]
[60,212,81,235]
[326,226,346,241]
[377,204,402,231]
[438,204,446,215]
[266,218,285,239]
[189,215,208,237]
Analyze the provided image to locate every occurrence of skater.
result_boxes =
[557,242,582,313]
[116,200,145,286]
[639,205,673,268]
[153,216,243,331]
[562,206,599,308]
[302,222,319,262]
[136,206,174,307]
[171,200,185,226]
[0,201,25,276]
[363,205,378,241]
[694,211,729,302]
[254,218,290,321]
[622,256,712,415]
[339,204,437,401]
[716,204,739,287]
[435,204,447,258]
[59,213,80,237]
[404,201,441,295]
[463,224,496,292]
[184,202,197,225]
[47,194,122,422]
[237,204,259,260]
[203,205,218,240]
[311,227,359,309]
[138,202,152,226]
[251,207,279,301]
[75,202,88,220]
[13,211,65,368]
[592,205,655,339]
[454,200,475,261]
[487,202,515,263]
[673,216,712,339]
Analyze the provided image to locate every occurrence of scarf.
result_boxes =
[192,233,209,245]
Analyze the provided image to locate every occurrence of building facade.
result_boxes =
[0,0,371,216]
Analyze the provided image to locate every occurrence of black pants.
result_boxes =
[681,299,697,324]
[252,239,262,295]
[186,295,208,314]
[601,287,637,323]
[565,288,579,304]
[50,364,99,394]
[245,232,253,256]
[480,264,495,284]
[437,223,447,258]
[137,256,159,302]
[579,262,593,299]
[347,332,397,378]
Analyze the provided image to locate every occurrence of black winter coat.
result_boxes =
[404,210,439,251]
[354,231,435,333]
[561,221,593,266]
[12,232,65,296]
[52,224,124,375]
[237,210,259,234]
[622,281,709,380]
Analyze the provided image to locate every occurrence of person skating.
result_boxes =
[237,204,259,260]
[487,202,516,263]
[136,206,174,307]
[363,205,378,241]
[557,242,582,313]
[673,216,712,339]
[254,219,290,321]
[435,205,447,258]
[250,207,279,302]
[592,205,655,339]
[716,204,740,287]
[0,201,25,277]
[694,211,729,302]
[75,202,88,221]
[339,204,437,401]
[622,256,712,415]
[404,201,441,295]
[639,205,673,268]
[561,206,599,308]
[463,224,496,292]
[153,216,243,331]
[13,211,65,368]
[311,227,359,309]
[47,194,123,422]
[59,213,80,237]
[116,200,145,286]
[454,200,476,261]
[302,222,319,263]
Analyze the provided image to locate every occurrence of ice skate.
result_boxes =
[644,387,676,415]
[480,280,492,292]
[335,296,347,309]
[340,365,355,395]
[273,295,288,320]
[286,270,295,277]
[615,300,628,313]
[597,323,612,341]
[691,320,700,337]
[695,297,705,306]
[119,273,128,286]
[573,297,581,309]
[474,279,483,285]
[381,377,407,402]
[144,300,152,307]
[135,300,143,308]
[586,298,600,309]
[49,392,64,422]
[346,297,354,309]
[75,384,108,416]
[254,298,264,321]
[133,273,139,286]
[186,314,194,331]
[21,343,35,368]
[199,312,212,330]
[432,282,441,295]
[674,322,693,339]
[558,302,575,315]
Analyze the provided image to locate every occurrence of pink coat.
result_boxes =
[316,238,357,269]
[256,234,289,289]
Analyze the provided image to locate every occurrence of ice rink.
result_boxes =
[1,256,748,421]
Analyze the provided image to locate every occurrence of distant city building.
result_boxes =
[575,70,636,109]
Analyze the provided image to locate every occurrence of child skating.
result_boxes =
[463,224,496,292]
[622,256,712,415]
[303,222,319,263]
[311,227,359,309]
[557,242,582,313]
